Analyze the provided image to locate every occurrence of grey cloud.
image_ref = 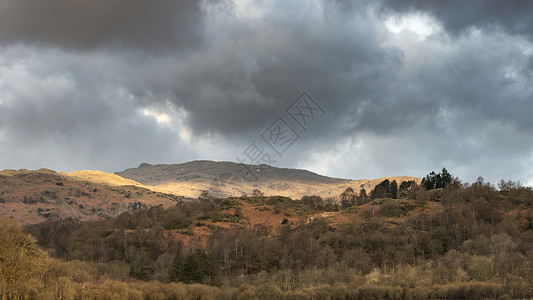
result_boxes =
[379,0,533,39]
[0,0,224,51]
[0,47,195,172]
[335,29,533,183]
[414,34,533,133]
[1,0,533,186]
[116,1,533,184]
[140,6,403,140]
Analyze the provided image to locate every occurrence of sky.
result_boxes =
[0,0,532,185]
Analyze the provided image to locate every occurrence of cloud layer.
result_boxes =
[0,0,532,185]
[0,0,221,51]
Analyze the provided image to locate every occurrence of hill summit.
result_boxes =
[115,160,419,199]
[116,160,345,185]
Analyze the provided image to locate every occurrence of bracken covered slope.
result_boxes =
[0,169,185,224]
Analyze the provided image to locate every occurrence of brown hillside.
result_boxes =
[0,162,420,224]
[0,169,186,224]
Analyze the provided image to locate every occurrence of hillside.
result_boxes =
[117,161,344,185]
[115,161,420,199]
[1,166,533,298]
[0,162,419,224]
[0,169,185,224]
[64,170,147,187]
[18,179,533,298]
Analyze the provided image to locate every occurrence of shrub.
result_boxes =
[371,198,390,206]
[267,196,292,205]
[428,188,443,202]
[0,219,50,299]
[344,206,359,214]
[221,198,241,209]
[380,201,404,218]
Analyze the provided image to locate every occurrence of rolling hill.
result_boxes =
[115,160,420,199]
[0,169,185,224]
[0,161,419,224]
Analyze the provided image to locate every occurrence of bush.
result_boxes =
[371,198,390,206]
[267,196,293,205]
[380,201,405,217]
[343,206,359,214]
[428,188,443,202]
[0,219,50,298]
[221,198,241,209]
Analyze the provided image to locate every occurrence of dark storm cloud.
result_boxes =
[379,0,533,39]
[151,1,532,142]
[138,3,404,139]
[0,0,222,51]
[163,0,533,183]
[1,0,533,185]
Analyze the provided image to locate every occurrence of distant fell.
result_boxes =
[116,160,345,186]
[115,160,420,199]
[0,162,421,223]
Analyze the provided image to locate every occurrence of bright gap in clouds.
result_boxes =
[141,104,194,143]
[142,108,171,126]
[385,13,441,39]
[233,0,266,19]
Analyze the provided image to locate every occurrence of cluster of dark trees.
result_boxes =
[371,179,397,199]
[421,167,453,190]
[338,168,453,210]
[339,179,417,209]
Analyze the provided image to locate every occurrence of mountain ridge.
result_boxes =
[0,161,420,224]
[116,160,347,185]
[115,160,420,199]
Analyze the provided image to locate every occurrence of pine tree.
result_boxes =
[169,247,183,282]
[422,168,454,190]
[441,167,453,187]
[372,180,390,199]
[205,251,222,286]
[358,188,368,205]
[389,180,398,199]
[129,264,149,281]
[435,174,443,189]
[182,250,204,283]
[422,172,437,190]
[399,180,416,197]
[380,179,390,194]
[371,185,386,199]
